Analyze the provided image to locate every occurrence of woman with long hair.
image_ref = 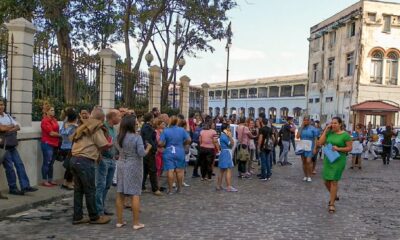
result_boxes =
[199,119,219,181]
[159,116,191,194]
[216,123,237,192]
[318,117,352,213]
[40,104,60,187]
[115,115,152,230]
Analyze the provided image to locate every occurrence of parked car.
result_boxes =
[373,129,400,159]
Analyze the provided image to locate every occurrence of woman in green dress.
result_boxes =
[318,117,352,213]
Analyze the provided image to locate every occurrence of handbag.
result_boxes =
[238,126,250,162]
[0,138,7,164]
[322,143,340,163]
[0,131,18,148]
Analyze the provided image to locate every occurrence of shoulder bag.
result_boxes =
[237,126,250,162]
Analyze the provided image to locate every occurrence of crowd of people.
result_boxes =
[0,99,398,224]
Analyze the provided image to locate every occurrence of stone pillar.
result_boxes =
[201,83,210,114]
[179,76,191,119]
[5,18,36,127]
[98,48,118,114]
[148,65,162,112]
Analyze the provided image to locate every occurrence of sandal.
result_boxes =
[328,203,336,213]
[116,221,127,228]
[133,223,145,230]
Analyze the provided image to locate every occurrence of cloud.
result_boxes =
[230,47,266,61]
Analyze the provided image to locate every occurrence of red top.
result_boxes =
[41,116,60,147]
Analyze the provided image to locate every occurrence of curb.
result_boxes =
[0,191,73,219]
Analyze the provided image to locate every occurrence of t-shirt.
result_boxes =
[259,126,273,149]
[200,129,217,149]
[279,124,291,141]
[72,129,109,161]
[237,125,251,145]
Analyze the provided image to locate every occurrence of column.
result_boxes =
[179,75,191,119]
[98,48,118,114]
[201,83,209,114]
[5,18,36,127]
[148,65,162,112]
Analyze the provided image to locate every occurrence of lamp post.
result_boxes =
[224,22,232,116]
[145,50,153,66]
[173,56,186,108]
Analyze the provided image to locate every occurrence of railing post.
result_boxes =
[98,49,118,114]
[5,18,36,127]
[201,83,210,115]
[179,76,191,119]
[148,65,162,112]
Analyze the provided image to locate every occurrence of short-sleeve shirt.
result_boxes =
[300,125,318,141]
[200,129,217,149]
[160,126,190,149]
[0,113,19,126]
[72,129,109,161]
[237,125,251,145]
[259,126,273,149]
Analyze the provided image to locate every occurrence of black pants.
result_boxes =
[199,147,215,179]
[192,144,200,176]
[70,156,99,221]
[60,149,73,182]
[142,153,158,192]
[382,146,391,164]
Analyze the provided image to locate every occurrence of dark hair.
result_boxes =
[259,112,266,119]
[143,112,154,122]
[118,115,137,147]
[332,116,343,126]
[239,117,246,124]
[65,108,78,122]
[152,107,158,112]
[80,108,89,113]
[262,118,269,125]
[221,123,229,132]
[178,119,187,128]
[177,114,185,120]
[189,113,195,118]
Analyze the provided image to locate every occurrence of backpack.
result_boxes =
[262,126,274,152]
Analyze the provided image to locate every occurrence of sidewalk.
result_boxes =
[0,186,73,219]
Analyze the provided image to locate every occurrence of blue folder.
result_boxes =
[322,144,340,163]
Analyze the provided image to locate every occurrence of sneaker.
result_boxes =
[172,183,177,188]
[226,187,238,192]
[259,178,268,181]
[307,177,312,182]
[9,189,24,195]
[286,162,292,165]
[90,215,111,224]
[183,182,190,187]
[73,217,90,225]
[22,187,38,192]
[153,190,162,196]
[267,178,271,181]
[192,174,200,178]
[302,177,307,181]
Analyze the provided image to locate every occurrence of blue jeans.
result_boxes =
[260,150,272,179]
[2,147,31,191]
[95,158,116,215]
[41,142,56,181]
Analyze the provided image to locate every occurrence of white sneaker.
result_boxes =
[303,177,307,181]
[183,182,190,187]
[307,177,312,182]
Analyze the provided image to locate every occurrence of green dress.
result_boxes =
[322,131,352,181]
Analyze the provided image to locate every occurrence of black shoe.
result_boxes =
[192,174,200,178]
[285,162,292,165]
[103,210,114,216]
[9,189,24,195]
[23,187,38,192]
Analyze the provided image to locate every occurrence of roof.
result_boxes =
[351,100,400,112]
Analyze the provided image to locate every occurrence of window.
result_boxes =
[293,107,302,119]
[326,97,333,102]
[386,52,398,85]
[346,52,355,76]
[258,107,265,116]
[215,107,220,116]
[328,58,335,80]
[383,15,391,33]
[280,85,292,97]
[329,31,336,46]
[269,108,277,121]
[368,13,376,22]
[239,89,247,98]
[209,107,213,116]
[231,89,238,99]
[315,98,320,103]
[269,86,279,97]
[249,107,255,118]
[397,16,400,24]
[293,85,305,96]
[280,107,289,119]
[313,38,320,51]
[240,107,246,117]
[209,91,214,100]
[230,107,236,114]
[215,90,222,99]
[370,50,383,83]
[312,63,319,82]
[248,88,257,98]
[258,87,268,98]
[347,21,356,37]
[308,98,313,103]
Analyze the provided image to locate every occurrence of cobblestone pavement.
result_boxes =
[0,152,399,240]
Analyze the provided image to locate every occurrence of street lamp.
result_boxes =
[224,22,232,116]
[145,50,154,66]
[173,55,186,108]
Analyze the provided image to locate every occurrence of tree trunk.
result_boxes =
[122,0,133,107]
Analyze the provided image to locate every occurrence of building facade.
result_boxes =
[207,74,307,123]
[307,0,400,128]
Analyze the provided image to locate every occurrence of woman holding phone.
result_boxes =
[318,117,352,213]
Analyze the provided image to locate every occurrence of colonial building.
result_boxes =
[207,74,307,123]
[307,0,400,128]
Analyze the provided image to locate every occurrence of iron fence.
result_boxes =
[33,42,101,120]
[0,27,9,100]
[115,63,149,116]
[189,86,203,114]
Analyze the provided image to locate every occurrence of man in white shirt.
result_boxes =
[0,98,37,195]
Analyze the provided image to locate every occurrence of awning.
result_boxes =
[351,100,400,112]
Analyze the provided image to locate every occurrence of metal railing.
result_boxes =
[0,27,9,100]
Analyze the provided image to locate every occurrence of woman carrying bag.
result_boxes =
[318,117,352,213]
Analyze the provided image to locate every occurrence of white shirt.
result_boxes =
[0,113,19,126]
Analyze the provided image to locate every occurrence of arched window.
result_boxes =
[258,107,265,116]
[249,107,255,118]
[293,107,302,124]
[209,91,215,100]
[386,52,398,85]
[240,107,246,117]
[230,107,236,115]
[280,107,289,119]
[209,107,213,116]
[215,107,220,116]
[269,107,277,122]
[370,50,384,84]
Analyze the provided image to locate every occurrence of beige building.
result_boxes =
[307,0,400,128]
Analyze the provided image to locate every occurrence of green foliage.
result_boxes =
[161,106,179,117]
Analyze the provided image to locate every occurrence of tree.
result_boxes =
[150,0,237,107]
